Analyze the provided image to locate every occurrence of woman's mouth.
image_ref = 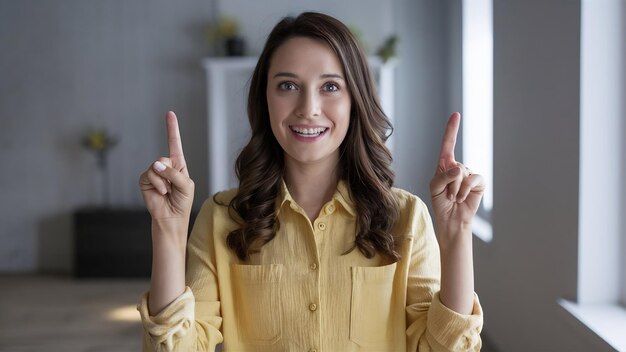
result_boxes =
[289,126,328,137]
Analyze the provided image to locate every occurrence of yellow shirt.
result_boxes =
[138,180,483,351]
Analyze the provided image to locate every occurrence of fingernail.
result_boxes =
[448,167,460,176]
[153,161,166,172]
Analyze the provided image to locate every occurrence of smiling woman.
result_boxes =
[137,11,485,352]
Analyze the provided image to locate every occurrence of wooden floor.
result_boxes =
[0,274,148,352]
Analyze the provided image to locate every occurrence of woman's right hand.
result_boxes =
[140,111,194,315]
[139,111,194,225]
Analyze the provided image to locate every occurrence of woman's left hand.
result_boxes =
[429,112,485,246]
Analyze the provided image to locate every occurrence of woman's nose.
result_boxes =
[296,91,321,118]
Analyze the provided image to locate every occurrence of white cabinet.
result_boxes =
[202,56,395,194]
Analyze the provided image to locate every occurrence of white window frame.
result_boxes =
[462,0,493,242]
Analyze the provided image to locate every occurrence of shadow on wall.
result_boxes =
[38,213,73,274]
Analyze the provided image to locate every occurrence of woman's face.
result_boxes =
[266,36,351,169]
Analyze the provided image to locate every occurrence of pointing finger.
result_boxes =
[438,112,461,166]
[166,111,186,165]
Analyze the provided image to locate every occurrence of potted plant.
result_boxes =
[376,34,399,63]
[207,16,245,56]
[82,128,118,206]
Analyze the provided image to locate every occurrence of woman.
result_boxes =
[138,12,484,352]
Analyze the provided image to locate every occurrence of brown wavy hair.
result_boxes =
[224,12,400,262]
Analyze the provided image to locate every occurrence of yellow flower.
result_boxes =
[82,129,117,152]
[88,132,106,150]
[207,16,240,42]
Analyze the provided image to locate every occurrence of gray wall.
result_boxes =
[0,0,214,271]
[392,0,451,200]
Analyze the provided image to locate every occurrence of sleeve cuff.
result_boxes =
[426,292,483,351]
[137,286,195,351]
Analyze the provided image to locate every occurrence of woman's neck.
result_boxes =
[284,155,339,222]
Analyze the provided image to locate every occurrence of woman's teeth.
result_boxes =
[290,126,327,136]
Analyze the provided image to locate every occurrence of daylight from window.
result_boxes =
[462,0,493,241]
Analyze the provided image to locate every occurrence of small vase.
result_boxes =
[96,151,111,208]
[225,37,245,56]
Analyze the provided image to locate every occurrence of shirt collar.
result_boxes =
[276,178,356,217]
[334,180,356,216]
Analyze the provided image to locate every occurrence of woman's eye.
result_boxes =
[278,82,296,91]
[323,82,339,92]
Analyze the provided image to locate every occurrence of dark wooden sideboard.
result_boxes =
[73,208,197,278]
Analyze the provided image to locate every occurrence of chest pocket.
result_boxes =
[349,262,398,347]
[231,263,283,345]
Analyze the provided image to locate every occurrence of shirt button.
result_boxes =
[317,222,326,231]
[325,204,335,214]
[309,303,317,311]
[309,263,318,270]
[309,349,317,352]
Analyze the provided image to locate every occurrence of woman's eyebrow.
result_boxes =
[320,73,344,80]
[272,72,344,80]
[273,72,298,79]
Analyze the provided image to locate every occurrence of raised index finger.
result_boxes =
[166,111,186,162]
[438,112,461,162]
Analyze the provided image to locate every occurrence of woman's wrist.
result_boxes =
[151,218,189,252]
[435,220,473,252]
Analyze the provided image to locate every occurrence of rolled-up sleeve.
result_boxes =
[137,197,224,351]
[137,287,196,351]
[425,292,483,350]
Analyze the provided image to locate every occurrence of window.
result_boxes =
[559,1,626,351]
[462,0,493,242]
[577,0,624,308]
